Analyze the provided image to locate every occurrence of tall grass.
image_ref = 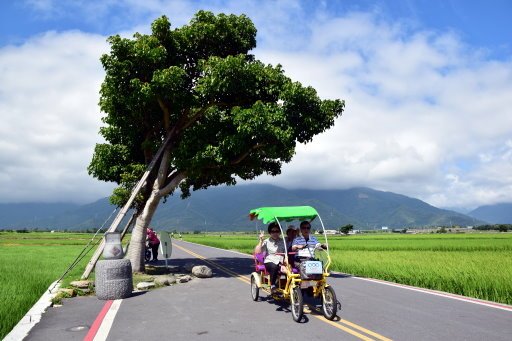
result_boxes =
[330,250,512,304]
[184,233,512,305]
[0,232,99,339]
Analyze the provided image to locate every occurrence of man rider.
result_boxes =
[291,221,326,257]
[291,221,327,286]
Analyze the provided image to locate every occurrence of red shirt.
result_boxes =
[147,229,160,244]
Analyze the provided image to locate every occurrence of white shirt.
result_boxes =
[261,237,285,265]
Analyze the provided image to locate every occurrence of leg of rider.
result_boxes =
[152,243,159,260]
[265,262,279,288]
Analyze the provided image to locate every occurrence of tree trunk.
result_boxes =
[127,190,162,272]
[127,167,187,273]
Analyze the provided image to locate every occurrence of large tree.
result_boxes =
[88,11,345,272]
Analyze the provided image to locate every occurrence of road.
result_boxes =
[26,239,512,341]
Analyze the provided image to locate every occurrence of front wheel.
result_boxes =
[251,275,259,301]
[322,286,338,320]
[290,286,304,322]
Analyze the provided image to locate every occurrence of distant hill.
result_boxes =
[440,206,471,215]
[289,187,480,228]
[0,202,79,227]
[0,185,484,231]
[468,203,512,224]
[0,198,134,231]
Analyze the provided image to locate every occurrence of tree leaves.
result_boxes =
[89,11,345,206]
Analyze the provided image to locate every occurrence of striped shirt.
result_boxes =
[292,235,320,258]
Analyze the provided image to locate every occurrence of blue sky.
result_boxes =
[2,0,511,57]
[1,0,511,209]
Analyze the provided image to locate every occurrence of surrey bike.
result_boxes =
[249,206,340,322]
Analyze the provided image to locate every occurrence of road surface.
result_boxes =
[26,239,512,340]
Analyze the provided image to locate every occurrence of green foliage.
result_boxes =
[339,224,354,234]
[474,224,512,231]
[88,11,344,206]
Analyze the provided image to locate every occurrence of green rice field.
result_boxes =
[0,231,101,340]
[183,232,512,305]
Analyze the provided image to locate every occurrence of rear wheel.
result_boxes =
[290,286,304,322]
[251,275,259,301]
[144,247,151,262]
[322,286,338,320]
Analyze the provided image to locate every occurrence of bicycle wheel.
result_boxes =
[251,275,259,301]
[322,286,338,320]
[290,286,304,322]
[145,248,151,262]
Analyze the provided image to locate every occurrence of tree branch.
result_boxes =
[181,102,218,130]
[156,145,172,188]
[157,98,171,131]
[182,99,252,130]
[204,143,267,170]
[158,170,187,197]
[229,143,266,165]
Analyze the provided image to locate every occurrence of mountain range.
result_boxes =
[468,203,512,224]
[1,185,505,231]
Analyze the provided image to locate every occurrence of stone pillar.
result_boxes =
[95,259,133,300]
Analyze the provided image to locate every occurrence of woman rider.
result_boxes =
[254,222,285,294]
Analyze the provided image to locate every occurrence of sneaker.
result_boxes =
[270,286,277,294]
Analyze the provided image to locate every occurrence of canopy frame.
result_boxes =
[249,206,331,272]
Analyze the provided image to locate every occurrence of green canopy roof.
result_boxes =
[249,206,319,224]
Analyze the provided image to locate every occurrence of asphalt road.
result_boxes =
[26,239,512,341]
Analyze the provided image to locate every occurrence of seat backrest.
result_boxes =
[253,252,267,273]
[254,252,266,264]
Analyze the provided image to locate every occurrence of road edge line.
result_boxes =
[347,275,512,312]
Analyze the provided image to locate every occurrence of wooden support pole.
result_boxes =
[120,212,136,240]
[81,135,172,279]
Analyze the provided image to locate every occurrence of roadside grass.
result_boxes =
[330,250,512,304]
[183,232,512,305]
[0,232,101,339]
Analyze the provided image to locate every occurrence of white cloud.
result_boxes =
[0,31,115,203]
[2,1,512,210]
[251,9,512,209]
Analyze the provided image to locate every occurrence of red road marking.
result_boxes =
[83,300,113,341]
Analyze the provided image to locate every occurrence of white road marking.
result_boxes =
[351,276,512,312]
[93,299,123,341]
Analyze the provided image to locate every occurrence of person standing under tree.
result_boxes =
[146,227,160,262]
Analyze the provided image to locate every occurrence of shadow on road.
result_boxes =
[329,272,352,279]
[152,256,254,278]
